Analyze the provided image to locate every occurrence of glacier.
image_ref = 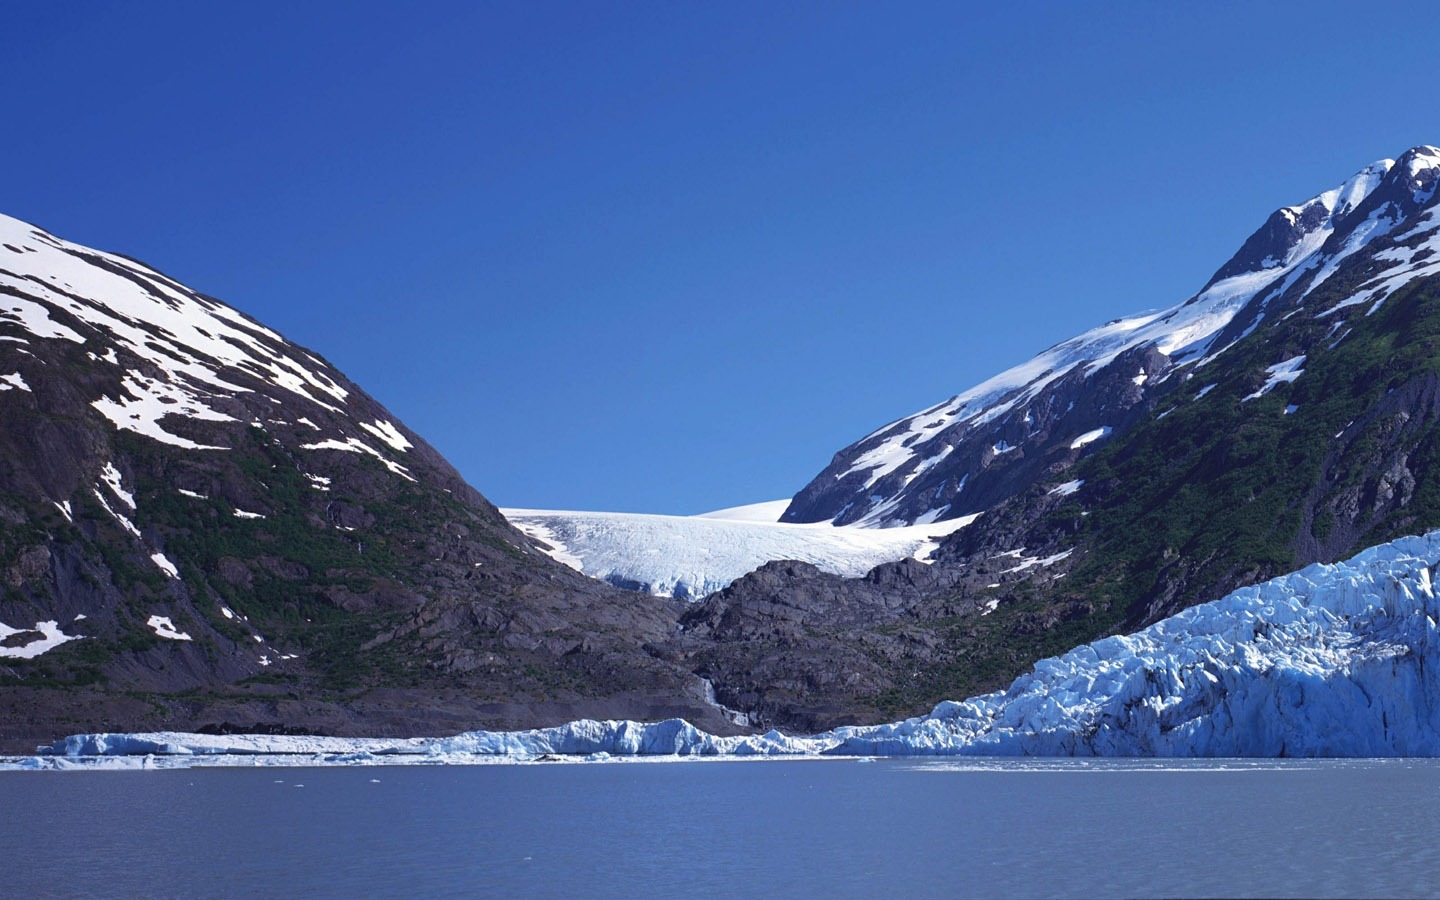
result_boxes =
[13,528,1440,768]
[501,503,979,599]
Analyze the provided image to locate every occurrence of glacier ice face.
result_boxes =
[20,529,1440,766]
[832,530,1440,757]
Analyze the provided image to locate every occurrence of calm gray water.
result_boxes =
[3,757,1438,898]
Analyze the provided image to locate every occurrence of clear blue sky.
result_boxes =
[4,2,1438,514]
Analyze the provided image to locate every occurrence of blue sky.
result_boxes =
[5,2,1439,514]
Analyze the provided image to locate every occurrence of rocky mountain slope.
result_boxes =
[37,527,1440,762]
[679,145,1440,730]
[0,213,731,750]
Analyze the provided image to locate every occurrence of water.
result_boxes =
[4,757,1439,898]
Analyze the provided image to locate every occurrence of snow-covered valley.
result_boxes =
[502,502,980,599]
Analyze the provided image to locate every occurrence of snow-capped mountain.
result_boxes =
[0,212,731,749]
[503,502,978,599]
[784,147,1440,527]
[673,145,1440,731]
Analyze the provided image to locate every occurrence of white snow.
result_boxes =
[1284,404,1299,415]
[150,552,178,578]
[93,489,140,538]
[177,489,207,499]
[695,499,791,522]
[0,372,30,392]
[304,474,331,491]
[1000,549,1073,575]
[146,616,192,642]
[99,463,134,509]
[502,507,980,600]
[359,420,412,452]
[1069,427,1112,450]
[1048,480,1083,497]
[53,500,72,522]
[33,528,1440,763]
[232,509,266,520]
[0,619,81,659]
[1242,356,1306,402]
[301,437,415,481]
[1194,383,1218,399]
[90,373,233,450]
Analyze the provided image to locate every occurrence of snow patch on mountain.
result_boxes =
[1243,356,1306,401]
[502,506,979,599]
[1069,426,1112,450]
[0,619,82,660]
[146,616,192,641]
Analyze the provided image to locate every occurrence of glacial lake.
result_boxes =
[4,757,1439,898]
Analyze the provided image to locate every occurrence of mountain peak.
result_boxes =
[783,144,1440,530]
[1204,158,1392,289]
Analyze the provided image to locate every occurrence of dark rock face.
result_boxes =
[0,214,732,751]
